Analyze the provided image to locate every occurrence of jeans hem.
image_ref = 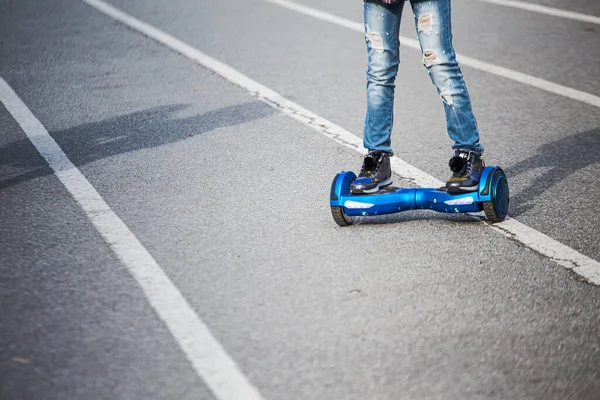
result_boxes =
[452,145,484,155]
[366,147,394,156]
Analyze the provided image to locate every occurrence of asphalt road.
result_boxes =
[1,0,600,399]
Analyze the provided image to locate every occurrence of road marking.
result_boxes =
[0,77,265,400]
[471,0,600,25]
[266,0,600,109]
[82,0,600,286]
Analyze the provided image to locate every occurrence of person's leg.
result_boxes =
[352,0,404,194]
[363,0,404,155]
[410,0,484,192]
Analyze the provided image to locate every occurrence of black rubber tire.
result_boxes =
[483,202,504,223]
[483,170,509,223]
[331,206,355,226]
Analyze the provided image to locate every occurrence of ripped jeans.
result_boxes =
[363,0,483,155]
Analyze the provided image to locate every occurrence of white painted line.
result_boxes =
[471,0,600,25]
[0,77,265,400]
[266,0,600,109]
[82,0,600,285]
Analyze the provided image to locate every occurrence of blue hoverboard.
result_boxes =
[330,166,509,226]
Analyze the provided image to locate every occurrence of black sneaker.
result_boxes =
[446,150,485,193]
[350,151,392,194]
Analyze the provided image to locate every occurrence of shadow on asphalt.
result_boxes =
[0,101,275,190]
[506,127,600,217]
[352,210,482,226]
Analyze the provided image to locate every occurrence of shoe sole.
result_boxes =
[446,184,479,194]
[352,177,393,194]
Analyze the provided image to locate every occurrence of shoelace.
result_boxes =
[360,153,380,177]
[461,152,484,177]
[464,158,474,177]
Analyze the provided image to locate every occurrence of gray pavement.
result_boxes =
[486,0,600,16]
[1,0,600,399]
[0,107,211,399]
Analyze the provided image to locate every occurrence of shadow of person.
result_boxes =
[0,101,275,189]
[506,128,600,216]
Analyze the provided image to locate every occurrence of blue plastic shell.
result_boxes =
[330,166,502,217]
